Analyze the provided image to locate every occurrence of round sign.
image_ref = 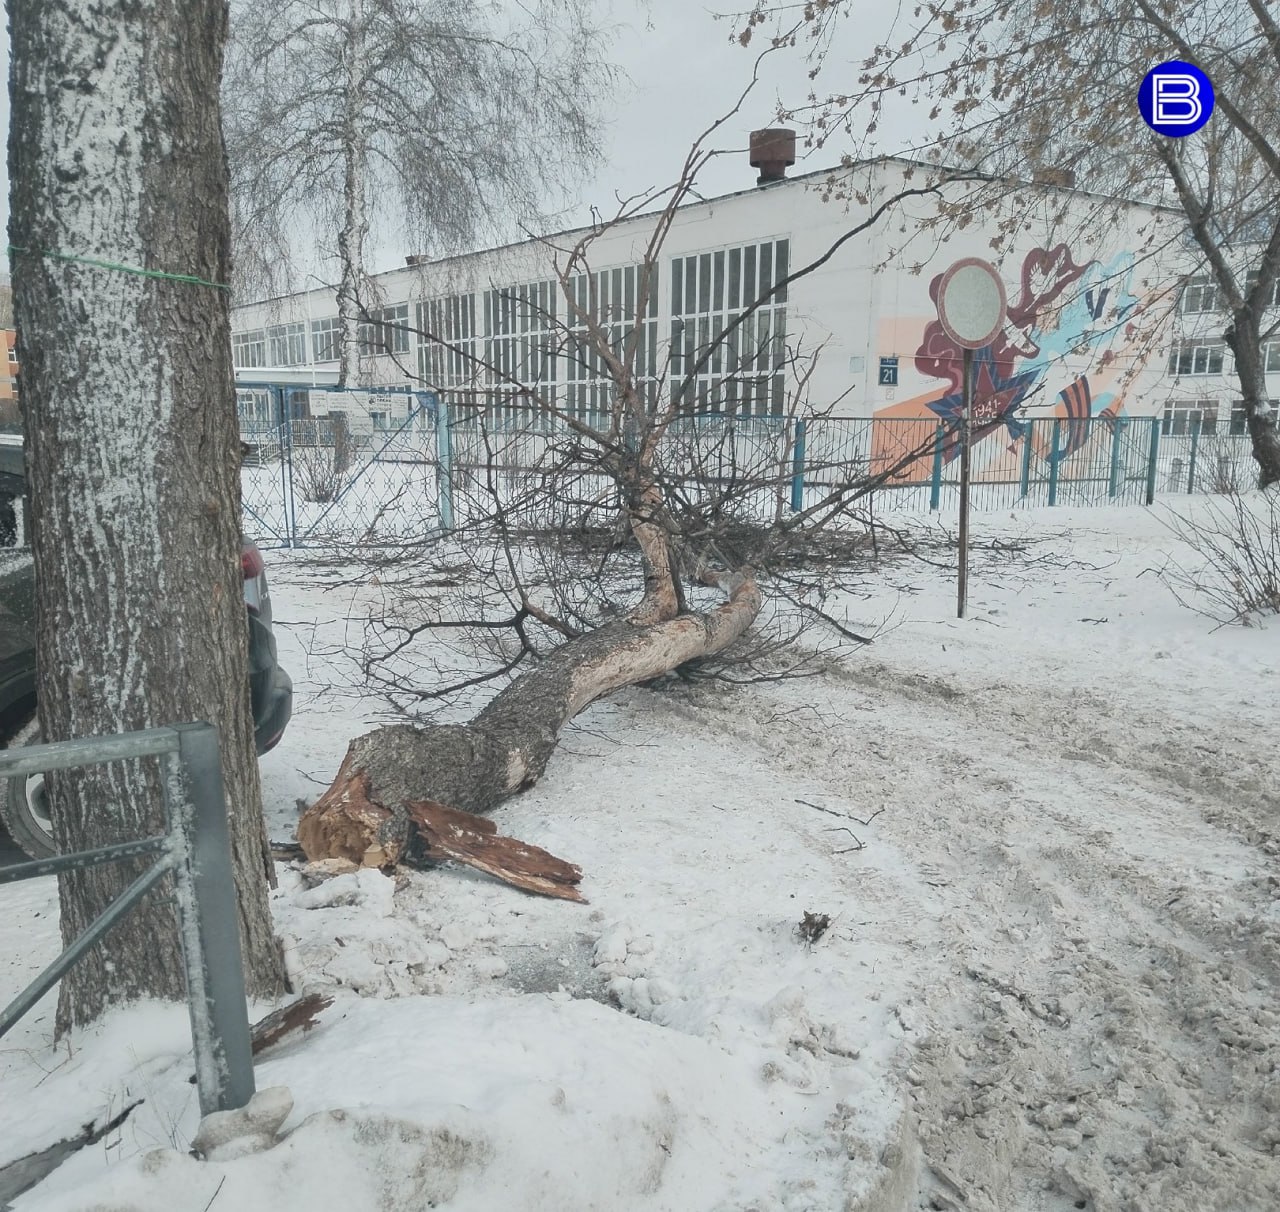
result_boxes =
[1137,60,1214,138]
[937,258,1007,351]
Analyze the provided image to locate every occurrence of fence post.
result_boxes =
[1047,418,1062,506]
[1145,417,1161,505]
[1108,417,1125,498]
[1187,416,1201,493]
[436,398,455,531]
[790,419,806,512]
[1020,419,1034,498]
[275,388,298,549]
[169,724,255,1116]
[929,422,945,511]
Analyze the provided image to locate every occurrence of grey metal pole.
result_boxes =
[957,347,973,620]
[280,387,298,549]
[0,857,171,1040]
[168,724,256,1116]
[436,397,455,531]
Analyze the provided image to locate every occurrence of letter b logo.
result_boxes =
[1139,61,1214,136]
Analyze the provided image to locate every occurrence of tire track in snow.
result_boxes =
[663,661,1280,1211]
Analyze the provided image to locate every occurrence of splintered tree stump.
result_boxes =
[297,759,585,902]
[297,763,397,867]
[296,575,762,901]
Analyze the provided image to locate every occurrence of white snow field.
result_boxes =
[1,501,1278,1211]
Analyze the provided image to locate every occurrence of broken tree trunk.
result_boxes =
[298,572,762,886]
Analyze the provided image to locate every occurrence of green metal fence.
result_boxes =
[796,414,1260,512]
[241,403,1267,548]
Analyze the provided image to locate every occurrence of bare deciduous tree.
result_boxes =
[739,0,1280,485]
[295,89,965,875]
[223,0,615,385]
[1154,490,1280,625]
[9,0,285,1028]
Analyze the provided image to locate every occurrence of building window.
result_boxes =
[380,304,411,355]
[1230,400,1280,434]
[669,238,790,414]
[1168,341,1225,377]
[562,264,659,425]
[1179,276,1217,314]
[6,346,15,365]
[1162,399,1218,436]
[484,280,559,426]
[236,389,272,427]
[1267,341,1280,374]
[369,410,389,431]
[267,322,307,366]
[311,316,341,362]
[1244,270,1280,309]
[417,293,479,392]
[358,303,411,356]
[231,329,266,369]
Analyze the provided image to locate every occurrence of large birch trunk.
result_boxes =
[298,572,762,867]
[9,0,285,1029]
[335,0,368,389]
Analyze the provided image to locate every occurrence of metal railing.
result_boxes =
[0,722,254,1117]
[238,401,1276,547]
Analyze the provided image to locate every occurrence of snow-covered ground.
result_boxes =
[2,502,1278,1210]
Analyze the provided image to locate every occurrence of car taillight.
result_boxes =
[242,545,266,580]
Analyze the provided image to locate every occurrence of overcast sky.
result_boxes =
[570,1,838,221]
[0,2,917,277]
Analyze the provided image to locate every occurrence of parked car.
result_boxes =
[0,538,292,860]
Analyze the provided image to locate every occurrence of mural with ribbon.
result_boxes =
[870,242,1148,477]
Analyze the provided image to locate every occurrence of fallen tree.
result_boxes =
[299,573,761,890]
[297,81,964,887]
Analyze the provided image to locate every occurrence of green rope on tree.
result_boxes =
[6,244,231,291]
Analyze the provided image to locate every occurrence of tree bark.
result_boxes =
[335,0,368,389]
[1225,317,1280,488]
[298,572,762,864]
[9,0,285,1029]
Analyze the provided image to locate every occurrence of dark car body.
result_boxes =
[241,541,294,755]
[0,543,292,754]
[0,559,37,731]
[0,534,292,859]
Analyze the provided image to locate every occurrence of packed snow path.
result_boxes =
[2,505,1277,1210]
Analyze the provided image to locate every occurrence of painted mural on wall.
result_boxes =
[869,242,1150,479]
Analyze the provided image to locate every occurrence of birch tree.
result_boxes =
[8,0,285,1028]
[741,0,1280,486]
[223,0,613,386]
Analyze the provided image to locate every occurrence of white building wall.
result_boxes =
[231,158,1280,444]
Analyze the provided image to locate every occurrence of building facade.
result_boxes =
[230,152,1277,481]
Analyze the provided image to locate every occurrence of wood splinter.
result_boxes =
[405,799,585,903]
[297,763,584,902]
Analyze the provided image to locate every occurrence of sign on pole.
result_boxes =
[937,258,1007,350]
[936,258,1007,620]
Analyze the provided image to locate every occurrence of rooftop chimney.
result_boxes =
[1032,167,1076,190]
[750,128,796,186]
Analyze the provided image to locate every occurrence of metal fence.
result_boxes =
[241,409,439,549]
[798,414,1262,511]
[0,723,255,1118]
[241,403,1266,549]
